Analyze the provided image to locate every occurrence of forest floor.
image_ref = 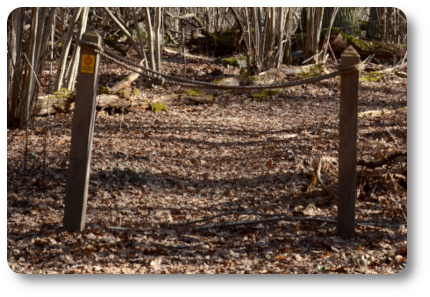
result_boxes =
[7,50,407,274]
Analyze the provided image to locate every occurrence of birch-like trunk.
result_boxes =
[55,7,82,91]
[67,7,89,90]
[144,7,156,71]
[154,7,162,71]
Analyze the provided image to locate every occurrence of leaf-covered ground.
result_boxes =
[7,53,407,274]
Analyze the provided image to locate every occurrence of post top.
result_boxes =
[81,29,101,44]
[83,29,101,37]
[341,45,360,57]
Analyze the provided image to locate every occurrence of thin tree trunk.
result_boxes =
[275,8,287,68]
[305,7,324,63]
[321,7,339,63]
[55,7,82,91]
[67,7,89,90]
[154,7,162,71]
[7,8,23,126]
[144,7,156,71]
[132,8,149,69]
[103,7,144,59]
[20,8,39,129]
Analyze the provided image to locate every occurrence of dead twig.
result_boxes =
[357,150,406,169]
[170,210,290,227]
[196,215,337,230]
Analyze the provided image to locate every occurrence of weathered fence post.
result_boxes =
[337,46,360,239]
[63,30,101,231]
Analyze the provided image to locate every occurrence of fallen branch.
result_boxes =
[170,210,290,227]
[305,156,337,196]
[36,93,133,116]
[196,215,336,230]
[110,59,145,93]
[357,150,407,169]
[195,215,405,230]
[164,11,205,29]
[163,47,214,62]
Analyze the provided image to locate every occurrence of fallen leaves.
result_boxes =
[7,56,406,274]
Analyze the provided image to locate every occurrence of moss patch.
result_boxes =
[339,32,373,51]
[150,102,169,113]
[97,86,110,94]
[133,88,141,96]
[360,72,384,82]
[252,90,281,99]
[299,63,326,78]
[53,88,76,99]
[214,56,246,68]
[184,89,203,96]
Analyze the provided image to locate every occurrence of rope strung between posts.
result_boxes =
[79,39,360,90]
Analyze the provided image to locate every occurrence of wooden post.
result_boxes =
[63,30,101,231]
[337,46,360,239]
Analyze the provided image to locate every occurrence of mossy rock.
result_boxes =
[359,72,384,82]
[53,88,76,99]
[297,63,327,78]
[150,102,169,113]
[119,88,132,98]
[252,90,281,99]
[184,89,203,96]
[339,32,373,52]
[183,89,214,104]
[214,56,247,68]
[133,88,141,97]
[97,86,110,94]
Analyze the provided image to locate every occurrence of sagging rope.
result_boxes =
[79,39,359,90]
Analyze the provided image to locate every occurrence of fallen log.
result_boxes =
[327,29,407,63]
[110,59,145,93]
[36,93,133,116]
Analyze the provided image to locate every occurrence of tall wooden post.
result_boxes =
[63,30,101,231]
[337,46,360,239]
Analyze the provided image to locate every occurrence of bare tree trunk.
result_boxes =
[132,8,149,71]
[144,7,156,71]
[305,7,324,63]
[321,7,339,63]
[103,7,145,59]
[240,7,296,73]
[55,7,83,91]
[20,7,40,128]
[66,7,89,90]
[7,8,24,127]
[154,7,163,71]
[282,8,300,65]
[275,8,287,68]
[7,8,55,129]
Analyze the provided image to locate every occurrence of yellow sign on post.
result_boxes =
[80,54,96,73]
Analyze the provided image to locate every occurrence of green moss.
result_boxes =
[339,32,372,51]
[299,63,326,78]
[214,56,246,68]
[184,89,203,96]
[120,88,131,98]
[252,90,280,99]
[133,88,141,96]
[360,72,384,82]
[97,86,110,94]
[53,88,76,99]
[395,70,407,78]
[150,102,169,113]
